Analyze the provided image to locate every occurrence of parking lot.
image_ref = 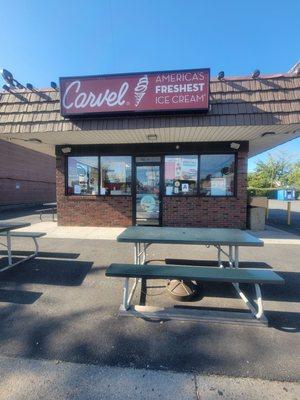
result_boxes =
[0,210,299,386]
[267,200,300,235]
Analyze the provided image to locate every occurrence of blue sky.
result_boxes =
[0,0,299,169]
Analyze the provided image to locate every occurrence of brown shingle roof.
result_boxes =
[0,74,299,135]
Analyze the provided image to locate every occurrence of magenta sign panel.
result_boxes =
[59,69,210,116]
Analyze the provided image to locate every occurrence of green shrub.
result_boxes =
[248,188,278,199]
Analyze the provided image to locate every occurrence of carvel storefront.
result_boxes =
[1,67,300,227]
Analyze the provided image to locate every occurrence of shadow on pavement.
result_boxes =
[0,258,93,286]
[0,288,43,304]
[267,221,300,237]
[267,310,300,333]
[0,250,80,259]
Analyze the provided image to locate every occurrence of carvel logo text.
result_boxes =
[59,69,210,116]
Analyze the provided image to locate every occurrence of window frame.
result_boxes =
[65,154,133,197]
[65,155,100,197]
[99,155,133,196]
[198,153,237,198]
[65,152,238,199]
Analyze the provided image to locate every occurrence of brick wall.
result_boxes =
[56,150,247,228]
[0,140,56,205]
[56,155,132,226]
[162,151,248,229]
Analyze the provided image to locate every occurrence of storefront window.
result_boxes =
[164,155,198,195]
[100,156,132,195]
[67,156,99,195]
[199,154,235,196]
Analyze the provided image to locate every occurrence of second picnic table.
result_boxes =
[0,222,31,269]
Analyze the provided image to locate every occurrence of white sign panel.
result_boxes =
[211,177,227,196]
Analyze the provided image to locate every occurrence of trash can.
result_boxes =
[249,206,265,231]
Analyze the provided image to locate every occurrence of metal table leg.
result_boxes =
[122,242,141,310]
[6,231,12,266]
[231,245,266,321]
[234,245,239,268]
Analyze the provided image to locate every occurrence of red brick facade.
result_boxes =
[56,156,132,226]
[0,140,56,205]
[56,150,247,229]
[163,151,247,228]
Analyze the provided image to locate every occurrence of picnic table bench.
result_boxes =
[106,226,285,325]
[35,203,57,222]
[0,223,46,272]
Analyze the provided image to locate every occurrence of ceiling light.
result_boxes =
[217,71,225,80]
[252,69,260,79]
[147,134,157,141]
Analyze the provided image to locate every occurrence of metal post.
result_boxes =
[217,246,222,268]
[287,201,291,225]
[265,200,269,220]
[122,278,129,310]
[232,282,259,318]
[234,246,239,268]
[229,246,233,268]
[134,243,138,264]
[254,284,264,319]
[6,231,12,266]
[137,242,141,264]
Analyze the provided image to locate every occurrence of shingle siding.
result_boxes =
[0,76,299,135]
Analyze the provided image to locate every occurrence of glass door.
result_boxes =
[135,163,161,226]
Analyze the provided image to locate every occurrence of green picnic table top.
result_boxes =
[117,227,263,247]
[0,222,31,233]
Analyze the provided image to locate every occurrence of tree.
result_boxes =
[287,161,300,189]
[248,155,291,188]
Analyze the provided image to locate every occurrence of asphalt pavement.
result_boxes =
[267,200,300,236]
[0,232,299,383]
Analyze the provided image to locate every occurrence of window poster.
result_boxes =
[74,184,81,194]
[166,186,173,196]
[174,157,197,180]
[211,177,227,196]
[181,183,189,192]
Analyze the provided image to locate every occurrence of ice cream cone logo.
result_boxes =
[134,75,149,107]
